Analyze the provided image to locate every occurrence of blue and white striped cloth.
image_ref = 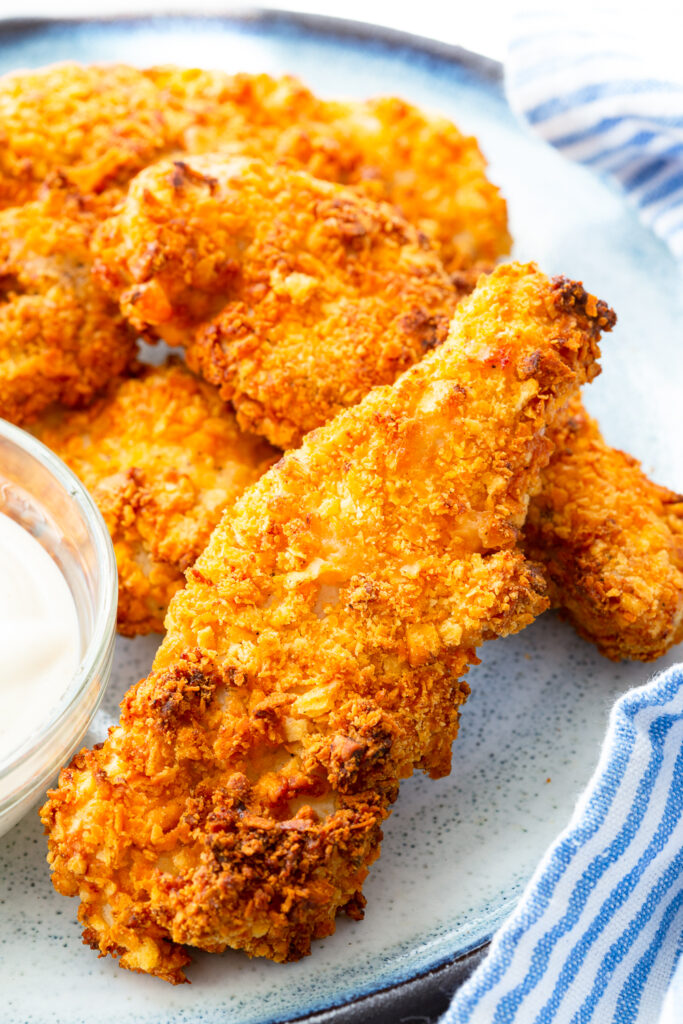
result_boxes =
[444,666,683,1024]
[505,9,683,262]
[444,14,683,1024]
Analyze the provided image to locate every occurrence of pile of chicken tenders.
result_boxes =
[1,63,680,982]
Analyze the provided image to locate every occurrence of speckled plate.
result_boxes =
[1,12,682,1024]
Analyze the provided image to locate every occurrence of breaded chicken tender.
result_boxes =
[0,63,509,273]
[0,184,136,424]
[342,95,509,272]
[526,394,683,661]
[170,70,511,272]
[91,147,682,660]
[93,155,463,448]
[42,264,612,982]
[321,94,510,272]
[0,65,318,209]
[32,362,277,636]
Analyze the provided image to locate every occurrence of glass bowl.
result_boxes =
[0,418,117,837]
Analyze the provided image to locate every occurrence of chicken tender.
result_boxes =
[170,69,511,272]
[92,155,683,660]
[42,264,612,982]
[93,155,463,448]
[0,63,509,274]
[0,184,136,424]
[0,65,315,208]
[526,394,683,661]
[322,95,510,272]
[32,362,277,636]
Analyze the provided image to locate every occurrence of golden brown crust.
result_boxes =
[314,95,511,273]
[42,264,611,981]
[93,155,463,448]
[0,183,137,423]
[0,63,508,428]
[31,362,277,635]
[175,76,512,272]
[0,64,509,274]
[526,394,683,661]
[140,69,512,271]
[0,63,180,207]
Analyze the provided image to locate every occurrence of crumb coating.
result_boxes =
[42,264,612,982]
[0,64,510,273]
[93,155,463,448]
[169,69,512,272]
[528,394,683,661]
[0,184,136,423]
[31,362,278,635]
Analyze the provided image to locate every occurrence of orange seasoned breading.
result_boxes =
[0,63,510,273]
[526,394,683,661]
[42,264,613,982]
[145,66,326,139]
[316,94,510,273]
[0,63,179,208]
[0,65,326,210]
[341,94,510,272]
[31,362,277,636]
[173,71,512,272]
[0,185,136,424]
[93,154,464,448]
[0,65,331,213]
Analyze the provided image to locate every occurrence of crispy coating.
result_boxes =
[42,264,612,982]
[526,394,683,661]
[317,94,510,272]
[56,125,679,660]
[0,65,324,209]
[0,63,180,207]
[0,184,136,424]
[171,70,511,272]
[31,362,277,636]
[324,94,510,272]
[93,154,463,448]
[0,63,509,272]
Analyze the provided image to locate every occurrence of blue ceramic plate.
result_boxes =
[1,13,681,1024]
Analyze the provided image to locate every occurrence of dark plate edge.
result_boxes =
[285,940,490,1024]
[0,9,499,1021]
[0,7,503,83]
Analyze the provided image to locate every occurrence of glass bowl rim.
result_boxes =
[0,417,117,796]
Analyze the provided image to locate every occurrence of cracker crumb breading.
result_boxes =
[93,155,464,448]
[0,184,136,424]
[42,264,614,982]
[0,63,510,274]
[31,362,278,635]
[0,64,165,207]
[169,71,512,272]
[527,394,683,661]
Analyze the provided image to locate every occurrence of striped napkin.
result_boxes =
[444,666,683,1024]
[443,12,683,1024]
[505,8,683,262]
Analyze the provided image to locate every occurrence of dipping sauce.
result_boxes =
[0,511,80,759]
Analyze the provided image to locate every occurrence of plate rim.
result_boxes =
[0,7,503,83]
[0,11,504,1021]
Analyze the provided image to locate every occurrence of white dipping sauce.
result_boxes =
[0,511,80,758]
